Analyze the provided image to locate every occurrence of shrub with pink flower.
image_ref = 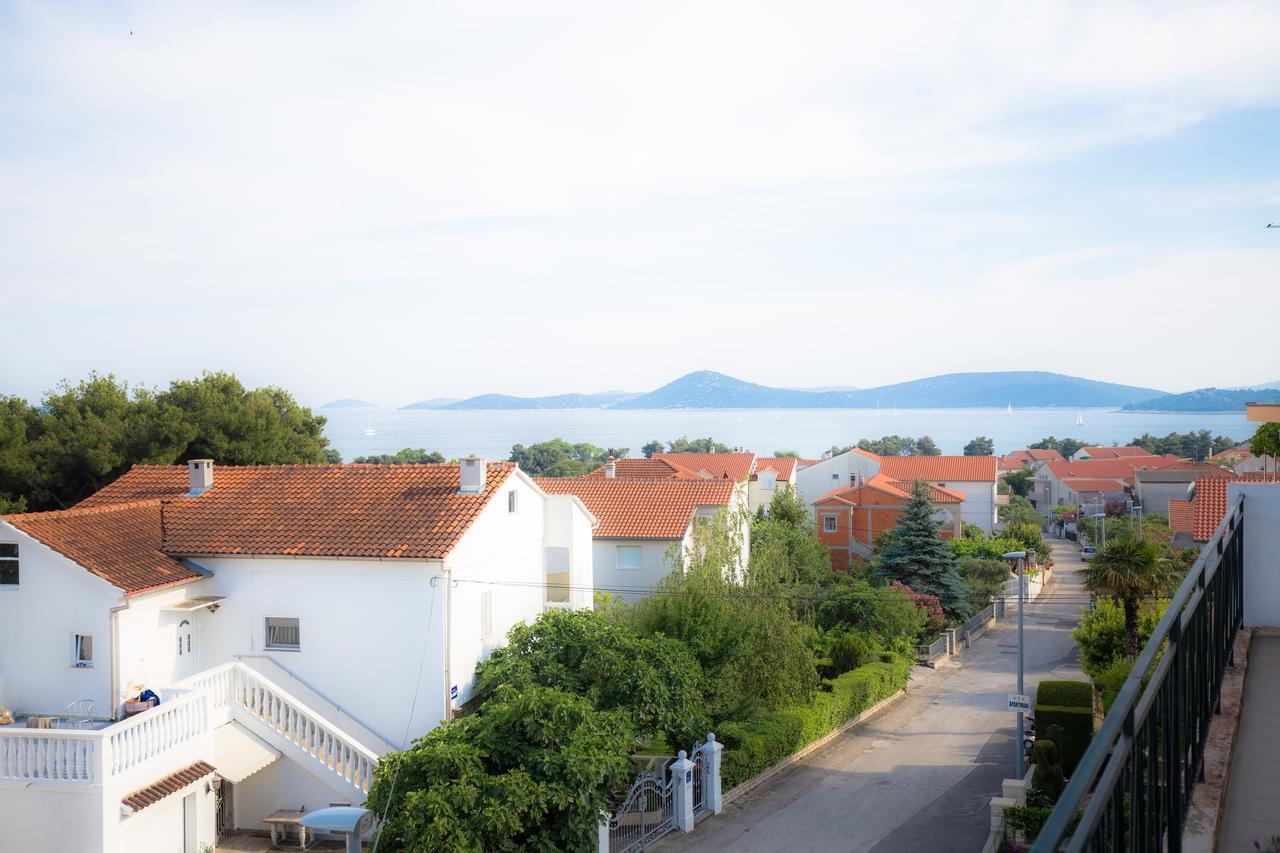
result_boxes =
[891,580,947,636]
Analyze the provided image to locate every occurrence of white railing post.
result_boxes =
[598,810,610,853]
[704,733,724,815]
[670,750,696,833]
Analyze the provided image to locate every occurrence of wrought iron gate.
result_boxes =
[213,776,233,840]
[607,771,674,853]
[690,740,707,816]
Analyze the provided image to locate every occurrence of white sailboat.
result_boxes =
[364,414,377,437]
[1006,402,1013,414]
[1075,412,1086,427]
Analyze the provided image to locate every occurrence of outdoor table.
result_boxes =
[25,716,56,729]
[264,809,311,848]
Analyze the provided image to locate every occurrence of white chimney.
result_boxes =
[459,456,487,494]
[187,459,213,497]
[605,456,617,478]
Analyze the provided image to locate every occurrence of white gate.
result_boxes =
[690,740,708,817]
[607,771,674,853]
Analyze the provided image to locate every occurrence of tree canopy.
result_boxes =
[827,435,943,458]
[1082,536,1176,656]
[874,480,971,617]
[353,448,445,464]
[0,372,333,511]
[1128,430,1235,460]
[1003,468,1034,497]
[964,436,995,456]
[1030,436,1086,459]
[508,438,623,477]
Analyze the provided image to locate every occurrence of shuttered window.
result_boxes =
[265,617,301,650]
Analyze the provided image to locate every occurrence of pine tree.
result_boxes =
[876,480,972,617]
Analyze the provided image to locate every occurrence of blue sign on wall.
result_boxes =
[450,685,458,699]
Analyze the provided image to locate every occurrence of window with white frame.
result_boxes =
[617,545,642,571]
[759,472,776,491]
[507,490,518,513]
[0,543,17,586]
[265,617,300,651]
[72,633,93,667]
[822,514,838,533]
[480,590,494,638]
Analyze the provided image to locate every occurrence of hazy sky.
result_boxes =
[3,1,1279,406]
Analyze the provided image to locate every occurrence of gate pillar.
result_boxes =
[670,750,696,832]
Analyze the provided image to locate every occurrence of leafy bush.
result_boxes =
[830,632,873,675]
[1035,681,1094,776]
[1094,657,1134,713]
[958,558,1011,612]
[1003,805,1052,837]
[719,658,911,789]
[1072,598,1168,679]
[816,577,926,643]
[1029,739,1065,803]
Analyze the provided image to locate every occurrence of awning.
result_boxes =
[214,721,280,783]
[161,595,226,612]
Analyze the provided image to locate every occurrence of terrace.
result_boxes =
[1033,482,1280,852]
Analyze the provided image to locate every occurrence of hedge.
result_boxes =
[1035,680,1094,776]
[719,656,911,789]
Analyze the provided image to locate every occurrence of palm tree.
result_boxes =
[1081,537,1174,657]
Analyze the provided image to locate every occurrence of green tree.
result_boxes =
[354,448,446,464]
[750,489,833,587]
[472,609,707,746]
[665,436,732,454]
[367,684,633,853]
[773,449,801,458]
[641,440,664,458]
[509,438,621,477]
[957,558,1011,613]
[875,480,971,617]
[1030,436,1086,459]
[1003,469,1034,497]
[1250,421,1280,460]
[964,436,995,456]
[852,435,939,456]
[1081,537,1175,657]
[1071,597,1168,678]
[816,577,926,644]
[0,396,38,513]
[915,435,941,456]
[1129,430,1236,460]
[1000,495,1043,530]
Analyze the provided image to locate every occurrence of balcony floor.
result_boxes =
[216,832,353,850]
[1220,634,1280,851]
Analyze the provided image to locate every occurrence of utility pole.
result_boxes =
[1004,549,1027,778]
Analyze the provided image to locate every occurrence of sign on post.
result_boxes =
[1007,693,1032,712]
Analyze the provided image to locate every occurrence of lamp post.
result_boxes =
[1004,549,1027,778]
[1092,511,1106,549]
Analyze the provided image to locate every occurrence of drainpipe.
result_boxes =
[109,600,130,720]
[441,566,453,725]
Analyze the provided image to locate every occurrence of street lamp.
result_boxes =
[1004,549,1027,779]
[1092,511,1106,549]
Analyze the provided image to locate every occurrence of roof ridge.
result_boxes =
[4,498,166,521]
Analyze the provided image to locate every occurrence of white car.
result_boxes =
[1080,545,1097,561]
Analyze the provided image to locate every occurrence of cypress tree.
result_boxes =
[876,479,972,618]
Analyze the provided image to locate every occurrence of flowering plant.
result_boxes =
[891,581,947,635]
[0,705,12,725]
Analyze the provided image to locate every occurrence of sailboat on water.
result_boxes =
[1075,412,1086,427]
[364,414,377,437]
[1006,402,1013,414]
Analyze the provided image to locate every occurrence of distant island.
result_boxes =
[1122,387,1280,413]
[320,398,378,408]
[416,370,1170,410]
[401,397,464,410]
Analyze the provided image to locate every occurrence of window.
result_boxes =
[759,473,776,491]
[617,545,642,571]
[832,473,839,480]
[265,617,300,651]
[480,590,493,638]
[0,543,16,586]
[507,490,518,513]
[822,515,838,533]
[73,634,93,667]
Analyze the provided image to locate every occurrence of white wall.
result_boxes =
[195,556,446,749]
[0,522,122,717]
[0,786,103,852]
[115,782,215,853]
[1237,483,1280,628]
[542,493,596,611]
[233,754,356,833]
[115,582,218,713]
[794,453,880,506]
[592,538,681,601]
[1134,481,1192,516]
[940,480,997,533]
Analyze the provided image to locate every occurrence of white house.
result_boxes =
[795,450,999,534]
[0,458,595,853]
[747,457,799,513]
[535,476,746,600]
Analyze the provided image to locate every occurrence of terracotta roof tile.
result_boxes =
[877,456,997,482]
[534,478,735,539]
[154,463,515,559]
[1192,473,1277,541]
[1168,499,1196,534]
[122,761,216,812]
[1044,457,1179,483]
[1060,478,1131,493]
[796,459,822,469]
[814,476,963,504]
[751,457,798,482]
[581,458,704,480]
[2,500,201,595]
[654,453,755,481]
[1081,446,1159,459]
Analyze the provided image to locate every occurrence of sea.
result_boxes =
[320,407,1256,462]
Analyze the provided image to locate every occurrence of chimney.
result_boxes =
[605,456,617,478]
[459,456,487,494]
[187,459,213,497]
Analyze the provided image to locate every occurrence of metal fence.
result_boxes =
[690,740,707,817]
[608,771,674,853]
[912,634,948,663]
[959,601,996,646]
[1032,495,1246,852]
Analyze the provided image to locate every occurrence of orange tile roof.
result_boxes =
[1168,499,1196,534]
[655,452,755,481]
[3,500,201,596]
[1192,473,1277,541]
[1060,478,1130,494]
[1027,449,1065,461]
[581,458,704,480]
[751,457,798,482]
[1081,446,1159,459]
[796,459,822,469]
[1044,457,1179,483]
[1163,461,1238,475]
[122,761,216,812]
[157,463,516,559]
[877,455,997,482]
[814,475,963,505]
[534,478,735,539]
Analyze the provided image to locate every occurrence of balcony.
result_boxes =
[1033,483,1280,851]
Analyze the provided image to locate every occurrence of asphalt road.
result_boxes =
[657,540,1089,853]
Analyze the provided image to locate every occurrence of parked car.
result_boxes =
[1080,545,1097,561]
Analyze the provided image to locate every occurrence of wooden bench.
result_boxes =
[264,809,311,849]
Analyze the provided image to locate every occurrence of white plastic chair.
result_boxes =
[66,699,94,730]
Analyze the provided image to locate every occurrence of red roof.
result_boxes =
[1060,478,1130,494]
[878,455,997,482]
[1080,446,1160,459]
[534,478,735,539]
[796,459,822,469]
[1027,449,1065,461]
[1192,473,1277,541]
[751,457,798,482]
[581,458,704,480]
[122,761,216,812]
[157,463,516,559]
[1168,499,1196,534]
[655,453,755,481]
[1044,457,1179,483]
[3,500,201,596]
[815,475,963,505]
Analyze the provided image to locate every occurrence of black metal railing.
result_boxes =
[1033,494,1245,852]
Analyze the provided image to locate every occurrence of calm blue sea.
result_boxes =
[320,407,1255,462]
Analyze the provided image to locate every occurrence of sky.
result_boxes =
[2,1,1279,407]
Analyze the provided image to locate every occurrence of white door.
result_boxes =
[176,618,195,679]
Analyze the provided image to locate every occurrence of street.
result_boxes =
[658,540,1089,853]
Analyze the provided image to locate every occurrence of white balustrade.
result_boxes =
[0,729,99,783]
